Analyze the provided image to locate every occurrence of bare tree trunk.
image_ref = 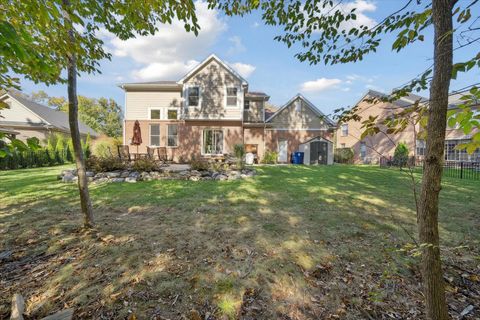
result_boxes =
[418,0,453,319]
[63,0,94,228]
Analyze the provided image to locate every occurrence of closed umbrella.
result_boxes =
[131,120,142,156]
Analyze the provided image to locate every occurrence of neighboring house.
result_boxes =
[120,54,335,163]
[336,89,479,164]
[0,91,97,142]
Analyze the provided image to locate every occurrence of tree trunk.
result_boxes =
[64,1,94,228]
[418,0,453,319]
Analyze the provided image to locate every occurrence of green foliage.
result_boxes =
[190,159,210,171]
[261,151,278,164]
[66,146,73,162]
[132,158,159,172]
[1,1,201,90]
[86,156,126,172]
[92,137,122,158]
[393,143,409,168]
[233,144,245,169]
[334,148,354,164]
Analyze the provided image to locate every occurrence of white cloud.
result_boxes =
[105,1,227,81]
[300,78,342,92]
[227,36,246,55]
[252,22,260,28]
[338,0,377,29]
[230,62,256,78]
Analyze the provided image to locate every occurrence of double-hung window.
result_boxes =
[226,87,238,107]
[341,124,349,137]
[167,125,178,147]
[150,124,160,146]
[203,129,223,155]
[416,139,426,156]
[188,87,200,107]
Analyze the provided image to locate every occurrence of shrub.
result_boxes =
[334,148,354,164]
[190,159,210,171]
[393,143,409,167]
[132,158,159,172]
[86,156,126,172]
[262,151,278,164]
[92,136,122,158]
[233,144,245,169]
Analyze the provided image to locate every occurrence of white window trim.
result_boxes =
[149,123,161,147]
[201,128,225,156]
[224,85,241,108]
[185,84,202,109]
[167,108,179,120]
[148,107,162,120]
[167,124,179,148]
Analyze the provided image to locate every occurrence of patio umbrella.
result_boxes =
[131,120,142,154]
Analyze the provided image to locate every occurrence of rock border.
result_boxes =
[59,167,256,184]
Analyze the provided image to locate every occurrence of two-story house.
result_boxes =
[336,89,480,164]
[120,54,336,163]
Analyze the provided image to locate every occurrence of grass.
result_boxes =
[0,165,479,319]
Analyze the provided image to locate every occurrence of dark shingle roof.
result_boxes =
[6,91,97,136]
[246,91,270,98]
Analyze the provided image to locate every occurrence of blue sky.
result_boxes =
[19,0,478,116]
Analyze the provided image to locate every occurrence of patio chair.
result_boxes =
[157,147,168,163]
[117,145,131,162]
[146,146,156,160]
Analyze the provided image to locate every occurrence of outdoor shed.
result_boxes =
[299,136,334,165]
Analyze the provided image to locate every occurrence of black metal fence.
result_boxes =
[440,161,480,180]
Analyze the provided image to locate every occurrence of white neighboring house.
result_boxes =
[0,90,97,142]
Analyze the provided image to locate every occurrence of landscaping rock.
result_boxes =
[85,171,95,177]
[120,171,130,178]
[106,171,121,178]
[129,171,140,178]
[189,176,201,181]
[94,177,108,184]
[215,174,228,181]
[62,174,75,183]
[110,178,125,183]
[125,177,137,183]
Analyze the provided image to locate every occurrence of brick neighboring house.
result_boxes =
[335,90,480,164]
[120,54,336,163]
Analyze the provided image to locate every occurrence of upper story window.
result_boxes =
[150,109,161,120]
[167,109,178,120]
[341,124,349,137]
[295,100,301,112]
[188,87,200,107]
[244,100,250,110]
[226,87,238,107]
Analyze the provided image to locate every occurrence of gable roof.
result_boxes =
[119,80,182,91]
[359,89,428,109]
[265,93,335,126]
[178,54,248,85]
[1,91,97,136]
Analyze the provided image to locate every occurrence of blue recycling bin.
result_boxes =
[292,152,304,164]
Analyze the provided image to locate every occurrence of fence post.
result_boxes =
[460,161,463,179]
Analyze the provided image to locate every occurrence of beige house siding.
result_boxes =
[125,91,182,120]
[1,96,45,124]
[183,58,244,120]
[269,98,330,130]
[244,99,264,122]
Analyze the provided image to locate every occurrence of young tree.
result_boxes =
[1,0,200,228]
[208,0,479,318]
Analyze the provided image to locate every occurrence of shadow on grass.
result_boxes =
[0,165,479,319]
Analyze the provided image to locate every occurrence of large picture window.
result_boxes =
[188,87,200,107]
[203,129,223,155]
[444,139,479,161]
[150,124,160,146]
[226,87,238,107]
[167,125,178,147]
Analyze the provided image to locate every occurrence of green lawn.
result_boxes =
[0,165,479,319]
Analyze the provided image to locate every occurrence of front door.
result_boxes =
[278,139,288,163]
[310,141,328,164]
